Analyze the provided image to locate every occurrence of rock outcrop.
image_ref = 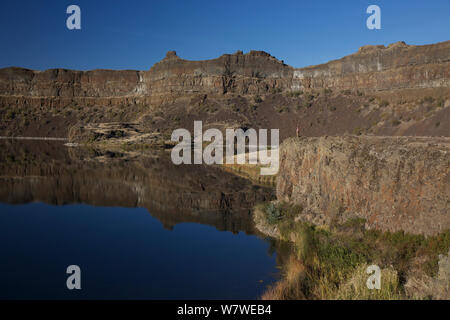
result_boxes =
[0,67,145,97]
[276,136,450,235]
[0,41,449,140]
[1,41,448,98]
[291,41,450,91]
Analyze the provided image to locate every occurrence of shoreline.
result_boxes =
[253,201,450,300]
[0,136,68,141]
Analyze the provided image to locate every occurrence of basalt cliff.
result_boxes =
[1,40,449,237]
[276,136,449,236]
[0,40,449,141]
[1,41,449,98]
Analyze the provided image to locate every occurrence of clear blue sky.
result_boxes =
[0,0,449,71]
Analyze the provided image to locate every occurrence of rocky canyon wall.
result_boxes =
[276,136,450,236]
[0,67,146,97]
[1,41,448,99]
[291,41,450,91]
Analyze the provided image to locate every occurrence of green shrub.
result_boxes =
[264,203,283,225]
[305,93,315,101]
[271,88,282,94]
[254,95,263,103]
[342,89,352,95]
[353,127,363,135]
[5,110,15,119]
[289,90,303,97]
[380,100,390,107]
[303,100,312,108]
[421,96,435,104]
[276,106,289,113]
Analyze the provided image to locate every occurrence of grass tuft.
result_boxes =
[257,202,450,300]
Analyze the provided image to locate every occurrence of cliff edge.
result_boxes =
[277,136,450,235]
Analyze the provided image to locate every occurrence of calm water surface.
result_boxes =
[0,140,279,299]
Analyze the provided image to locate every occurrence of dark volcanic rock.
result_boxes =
[276,136,450,235]
[1,41,448,98]
[0,41,449,140]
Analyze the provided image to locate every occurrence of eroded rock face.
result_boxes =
[1,41,448,98]
[145,49,292,97]
[0,50,292,99]
[0,41,449,140]
[0,67,145,97]
[291,41,450,91]
[276,136,450,235]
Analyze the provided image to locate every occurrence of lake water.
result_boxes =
[0,140,279,299]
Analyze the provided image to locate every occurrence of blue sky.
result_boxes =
[0,0,449,70]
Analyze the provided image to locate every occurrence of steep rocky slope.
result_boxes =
[1,41,448,97]
[276,136,450,235]
[0,41,448,140]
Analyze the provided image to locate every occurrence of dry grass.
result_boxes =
[256,202,450,300]
[262,256,306,300]
[333,264,402,300]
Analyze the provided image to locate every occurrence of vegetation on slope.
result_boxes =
[255,202,450,300]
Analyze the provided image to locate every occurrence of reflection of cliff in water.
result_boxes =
[0,140,274,234]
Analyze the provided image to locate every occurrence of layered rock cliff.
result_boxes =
[1,41,448,97]
[276,136,450,235]
[0,41,449,140]
[291,41,450,91]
